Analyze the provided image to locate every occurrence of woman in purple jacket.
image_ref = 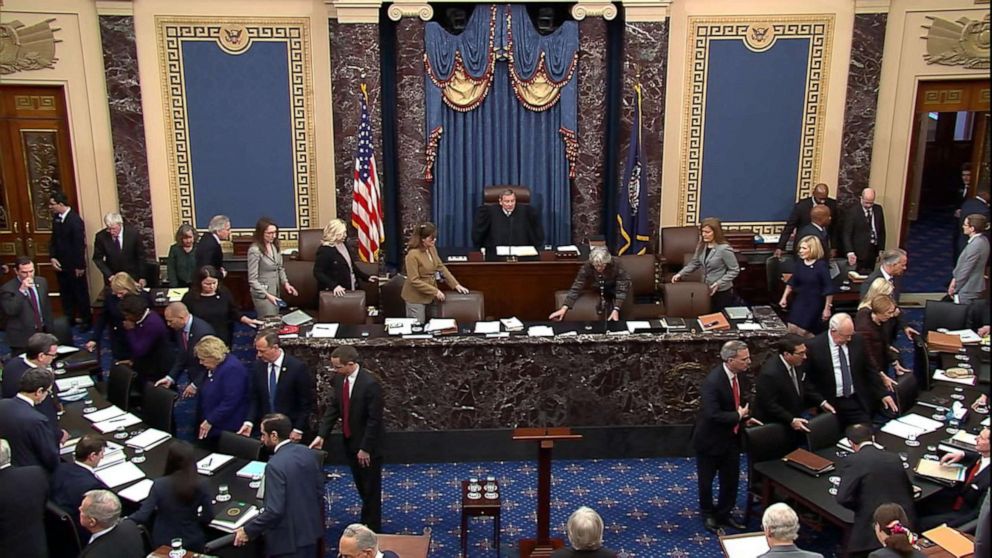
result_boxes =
[193,335,249,444]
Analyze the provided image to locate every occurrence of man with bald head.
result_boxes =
[775,183,841,259]
[154,302,215,398]
[843,187,886,273]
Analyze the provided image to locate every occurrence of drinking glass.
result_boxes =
[216,484,231,502]
[132,448,145,464]
[114,426,129,440]
[905,433,920,447]
[83,399,96,414]
[169,538,186,558]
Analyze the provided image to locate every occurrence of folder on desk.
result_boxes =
[928,331,963,352]
[915,459,966,483]
[922,524,973,557]
[126,428,172,450]
[56,375,95,392]
[210,501,259,532]
[697,312,730,332]
[95,461,146,488]
[783,448,835,476]
[84,405,125,423]
[118,478,154,503]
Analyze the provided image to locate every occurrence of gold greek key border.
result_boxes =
[155,16,317,239]
[678,15,834,232]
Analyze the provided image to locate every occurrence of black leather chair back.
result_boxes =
[218,431,263,461]
[142,385,177,433]
[108,364,137,411]
[923,300,969,333]
[806,412,842,451]
[45,501,82,558]
[895,373,919,413]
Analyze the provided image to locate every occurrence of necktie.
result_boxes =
[789,366,801,396]
[953,461,982,510]
[182,330,189,349]
[268,364,278,411]
[26,288,42,329]
[113,235,121,252]
[342,377,352,438]
[838,345,853,397]
[866,208,877,245]
[732,374,741,434]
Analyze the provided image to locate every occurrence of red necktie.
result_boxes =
[182,330,189,349]
[953,461,982,510]
[342,377,352,438]
[732,375,741,434]
[26,288,42,329]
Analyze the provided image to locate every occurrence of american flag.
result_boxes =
[352,83,384,262]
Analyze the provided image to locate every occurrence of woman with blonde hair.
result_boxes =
[194,335,249,444]
[246,217,298,317]
[779,235,834,336]
[400,222,469,322]
[85,272,150,360]
[672,217,740,311]
[855,294,910,392]
[313,218,373,296]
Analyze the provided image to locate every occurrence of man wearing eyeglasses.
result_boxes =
[338,523,398,558]
[0,332,68,445]
[0,367,59,472]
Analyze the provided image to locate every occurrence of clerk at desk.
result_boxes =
[472,188,544,260]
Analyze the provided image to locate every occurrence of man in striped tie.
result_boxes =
[920,426,990,530]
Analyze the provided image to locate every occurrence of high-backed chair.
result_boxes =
[108,364,137,411]
[297,228,324,261]
[282,259,318,310]
[913,336,932,390]
[45,501,83,558]
[744,422,793,520]
[618,254,665,318]
[483,185,531,204]
[895,373,919,413]
[806,412,842,451]
[379,274,407,318]
[553,290,601,321]
[142,385,177,433]
[438,292,485,323]
[659,225,699,279]
[218,431,263,461]
[923,300,969,334]
[318,291,368,324]
[355,261,380,308]
[661,282,711,318]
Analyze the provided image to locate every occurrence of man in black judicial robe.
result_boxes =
[472,189,544,260]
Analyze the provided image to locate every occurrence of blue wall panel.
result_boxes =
[182,41,296,229]
[699,38,809,223]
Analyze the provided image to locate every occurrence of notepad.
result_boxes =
[527,325,555,337]
[196,453,235,475]
[309,323,339,338]
[117,478,154,503]
[474,321,500,334]
[495,245,538,257]
[166,288,188,302]
[236,461,266,479]
[946,329,982,344]
[55,376,95,392]
[84,405,126,423]
[281,309,314,326]
[425,318,457,333]
[126,428,172,450]
[500,317,524,331]
[93,413,142,433]
[384,318,416,335]
[95,461,146,488]
[626,321,651,333]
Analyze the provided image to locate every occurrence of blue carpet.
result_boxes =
[903,205,956,293]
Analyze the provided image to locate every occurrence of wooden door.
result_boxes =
[0,85,79,297]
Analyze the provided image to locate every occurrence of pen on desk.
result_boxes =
[203,458,213,468]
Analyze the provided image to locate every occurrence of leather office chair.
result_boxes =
[318,291,368,324]
[618,254,665,318]
[355,261,380,308]
[438,291,485,323]
[108,364,137,411]
[894,372,919,413]
[297,228,324,262]
[659,225,699,279]
[379,274,407,318]
[661,282,711,318]
[743,422,793,520]
[483,185,531,204]
[553,290,602,321]
[45,501,83,558]
[805,412,842,451]
[913,336,932,391]
[923,300,969,333]
[142,385,177,433]
[218,431,263,461]
[282,258,317,310]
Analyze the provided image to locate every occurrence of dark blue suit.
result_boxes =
[244,442,324,557]
[168,315,214,387]
[247,353,315,434]
[50,208,92,323]
[128,475,214,551]
[195,233,224,271]
[1,357,62,442]
[693,366,747,523]
[0,396,59,472]
[0,464,48,557]
[79,518,145,558]
[199,355,250,437]
[52,462,106,540]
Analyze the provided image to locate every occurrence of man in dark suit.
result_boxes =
[693,340,756,534]
[795,204,833,259]
[775,183,841,259]
[0,368,59,472]
[195,214,231,277]
[236,414,323,557]
[92,212,146,285]
[2,332,66,444]
[843,187,886,274]
[239,330,315,441]
[0,439,49,557]
[52,435,107,539]
[758,503,824,558]
[78,489,145,558]
[338,523,400,558]
[835,424,916,555]
[472,189,545,260]
[919,426,990,530]
[858,248,918,341]
[311,344,385,531]
[804,313,897,428]
[0,257,55,354]
[753,334,836,440]
[48,190,92,328]
[154,302,214,399]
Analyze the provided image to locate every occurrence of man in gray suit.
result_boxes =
[949,213,990,305]
[757,503,823,557]
[0,257,54,354]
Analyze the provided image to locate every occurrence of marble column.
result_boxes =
[621,20,667,237]
[837,13,887,207]
[393,18,430,240]
[573,18,609,243]
[99,16,155,257]
[329,21,383,225]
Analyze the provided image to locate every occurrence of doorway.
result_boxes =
[901,79,989,294]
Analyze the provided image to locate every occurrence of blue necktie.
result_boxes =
[268,364,277,411]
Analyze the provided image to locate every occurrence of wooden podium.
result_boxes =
[513,427,583,557]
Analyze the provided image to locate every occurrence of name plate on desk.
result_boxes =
[495,245,538,257]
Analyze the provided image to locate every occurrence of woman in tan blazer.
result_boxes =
[401,222,469,322]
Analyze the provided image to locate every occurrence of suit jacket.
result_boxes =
[867,548,925,558]
[247,243,289,300]
[167,316,215,386]
[313,244,371,292]
[753,356,825,426]
[195,232,224,271]
[777,197,840,252]
[198,354,250,436]
[92,226,145,281]
[243,442,324,556]
[860,268,901,299]
[128,475,214,550]
[953,235,990,300]
[472,204,545,259]
[843,203,885,261]
[676,243,740,292]
[401,247,461,305]
[549,548,618,558]
[692,366,747,456]
[0,464,48,557]
[836,445,916,553]
[854,307,896,375]
[796,223,831,258]
[247,353,315,432]
[0,396,59,472]
[50,208,87,270]
[79,518,145,558]
[317,368,385,457]
[52,461,106,540]
[804,332,884,414]
[757,545,824,558]
[0,275,54,349]
[1,357,62,441]
[938,451,991,521]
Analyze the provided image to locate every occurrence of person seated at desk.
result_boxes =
[757,503,823,558]
[671,217,740,312]
[918,426,990,531]
[550,247,631,322]
[549,506,617,558]
[854,295,910,394]
[194,335,250,445]
[1,332,66,444]
[338,523,400,558]
[166,223,197,288]
[129,441,214,552]
[86,272,150,361]
[52,435,107,540]
[182,265,261,347]
[401,222,469,322]
[78,489,145,558]
[314,218,373,296]
[472,188,544,260]
[120,294,172,388]
[869,503,924,558]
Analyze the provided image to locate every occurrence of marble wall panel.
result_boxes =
[837,13,887,208]
[621,20,667,240]
[330,22,383,226]
[573,18,609,243]
[394,19,431,241]
[99,16,155,257]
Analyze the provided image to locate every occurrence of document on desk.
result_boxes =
[126,428,172,450]
[496,245,538,257]
[718,532,770,558]
[897,413,943,434]
[922,524,974,557]
[166,288,189,302]
[309,323,339,338]
[500,317,524,331]
[934,369,977,386]
[945,329,981,344]
[95,461,146,488]
[527,325,555,337]
[56,345,79,355]
[196,453,235,475]
[84,405,125,423]
[425,318,457,333]
[56,375,95,392]
[93,413,142,433]
[880,419,925,440]
[385,318,416,335]
[474,321,501,334]
[626,321,651,333]
[118,478,154,503]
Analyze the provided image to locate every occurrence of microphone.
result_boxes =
[689,290,695,317]
[598,276,607,323]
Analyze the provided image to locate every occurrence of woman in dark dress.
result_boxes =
[779,235,834,336]
[85,272,150,361]
[855,295,909,393]
[314,218,372,295]
[120,294,172,386]
[166,223,197,288]
[182,266,261,346]
[129,441,214,551]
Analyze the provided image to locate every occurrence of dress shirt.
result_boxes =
[16,393,36,406]
[242,351,299,433]
[274,439,292,453]
[780,355,800,395]
[88,522,117,544]
[346,367,360,399]
[828,335,851,398]
[334,244,356,289]
[57,208,71,222]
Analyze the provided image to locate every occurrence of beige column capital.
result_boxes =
[386,0,434,21]
[571,2,619,21]
[327,0,383,24]
[620,0,671,22]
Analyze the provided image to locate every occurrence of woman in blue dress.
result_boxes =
[778,235,834,336]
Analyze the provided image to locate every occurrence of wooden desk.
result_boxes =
[446,260,583,320]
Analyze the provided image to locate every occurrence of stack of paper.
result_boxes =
[210,502,259,533]
[555,245,580,254]
[95,442,128,470]
[196,453,235,475]
[949,430,978,450]
[166,288,188,302]
[880,413,943,439]
[496,245,537,257]
[126,428,172,450]
[95,461,146,488]
[916,459,967,483]
[92,413,142,433]
[474,321,500,334]
[55,375,95,392]
[309,323,339,338]
[425,318,457,333]
[527,325,555,337]
[56,345,80,355]
[384,318,416,335]
[500,317,524,332]
[83,405,125,423]
[946,329,982,344]
[118,478,154,503]
[725,307,751,320]
[626,321,651,333]
[61,437,80,455]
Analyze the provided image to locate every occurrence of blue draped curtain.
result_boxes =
[424,5,578,248]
